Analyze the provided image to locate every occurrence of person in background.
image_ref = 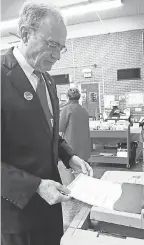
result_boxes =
[1,1,93,245]
[59,87,91,162]
[109,103,124,118]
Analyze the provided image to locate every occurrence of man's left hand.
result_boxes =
[69,155,93,177]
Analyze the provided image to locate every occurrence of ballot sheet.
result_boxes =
[67,174,144,213]
[67,174,122,210]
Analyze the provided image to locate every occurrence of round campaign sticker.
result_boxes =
[24,91,33,101]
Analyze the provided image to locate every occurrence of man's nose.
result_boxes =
[52,49,61,61]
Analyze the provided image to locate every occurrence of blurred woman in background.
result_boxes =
[59,87,91,162]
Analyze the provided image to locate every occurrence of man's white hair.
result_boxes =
[18,0,64,37]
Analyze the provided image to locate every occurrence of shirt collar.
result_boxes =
[13,47,34,80]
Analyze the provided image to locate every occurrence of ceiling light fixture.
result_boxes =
[1,0,123,37]
[62,0,123,17]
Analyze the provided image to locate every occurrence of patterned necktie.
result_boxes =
[33,70,53,132]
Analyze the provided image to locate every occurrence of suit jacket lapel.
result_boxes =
[3,48,53,140]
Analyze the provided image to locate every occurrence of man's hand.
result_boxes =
[69,155,93,177]
[37,179,71,205]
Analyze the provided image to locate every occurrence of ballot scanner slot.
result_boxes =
[90,220,144,239]
[61,207,144,245]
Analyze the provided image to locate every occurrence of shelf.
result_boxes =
[89,155,128,164]
[90,130,128,139]
[89,126,130,167]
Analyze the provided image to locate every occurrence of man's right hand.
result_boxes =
[37,179,71,205]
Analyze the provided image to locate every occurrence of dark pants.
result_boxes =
[1,229,61,245]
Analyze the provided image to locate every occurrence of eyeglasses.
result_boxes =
[29,27,67,54]
[42,36,67,54]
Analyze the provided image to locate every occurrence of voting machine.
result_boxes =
[61,171,144,245]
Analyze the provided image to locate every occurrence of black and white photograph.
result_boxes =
[1,0,144,244]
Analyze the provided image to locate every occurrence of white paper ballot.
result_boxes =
[68,174,122,210]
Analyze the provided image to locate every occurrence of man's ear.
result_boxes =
[19,26,30,44]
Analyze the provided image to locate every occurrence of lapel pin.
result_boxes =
[24,91,33,101]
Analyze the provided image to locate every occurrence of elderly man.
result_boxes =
[1,1,93,245]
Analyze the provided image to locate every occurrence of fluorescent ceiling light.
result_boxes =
[1,19,18,28]
[1,0,122,36]
[1,19,18,35]
[62,0,123,17]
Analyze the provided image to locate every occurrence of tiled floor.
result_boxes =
[58,159,144,231]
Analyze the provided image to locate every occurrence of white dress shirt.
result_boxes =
[13,47,53,115]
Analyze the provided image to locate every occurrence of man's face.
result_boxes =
[25,16,67,72]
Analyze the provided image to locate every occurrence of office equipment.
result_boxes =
[61,171,144,245]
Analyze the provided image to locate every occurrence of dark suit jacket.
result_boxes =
[1,48,74,234]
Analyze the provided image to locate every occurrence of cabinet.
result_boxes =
[89,125,131,168]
